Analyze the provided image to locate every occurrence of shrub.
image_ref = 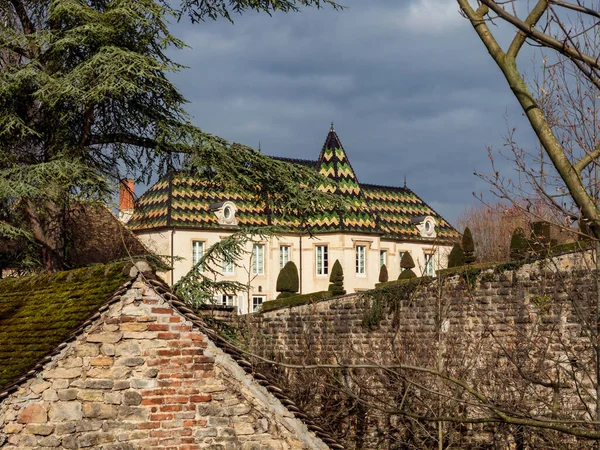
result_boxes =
[329,259,346,296]
[262,291,331,312]
[398,269,416,280]
[378,264,389,283]
[462,227,476,264]
[400,252,415,270]
[447,243,465,268]
[510,227,528,261]
[276,261,299,296]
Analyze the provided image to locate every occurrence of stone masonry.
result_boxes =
[0,274,328,450]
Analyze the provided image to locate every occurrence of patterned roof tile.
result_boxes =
[128,127,459,242]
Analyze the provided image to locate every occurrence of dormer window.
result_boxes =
[210,201,238,226]
[411,215,437,239]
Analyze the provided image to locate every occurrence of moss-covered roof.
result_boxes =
[0,262,130,391]
[129,127,460,242]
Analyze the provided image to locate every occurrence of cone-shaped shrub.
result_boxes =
[398,269,416,280]
[447,243,465,268]
[510,227,528,261]
[400,252,415,270]
[378,264,389,283]
[329,260,346,296]
[462,227,476,264]
[276,261,299,298]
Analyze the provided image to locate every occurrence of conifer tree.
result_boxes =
[399,252,416,280]
[329,260,346,296]
[378,264,389,283]
[0,0,340,271]
[276,261,300,299]
[447,244,465,268]
[462,227,476,265]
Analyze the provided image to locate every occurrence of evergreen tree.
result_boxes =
[0,0,340,272]
[399,252,417,280]
[378,264,389,283]
[329,260,346,296]
[400,252,416,270]
[462,227,476,265]
[276,261,300,299]
[447,244,465,268]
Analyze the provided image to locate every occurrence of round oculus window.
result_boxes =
[425,221,431,232]
[224,206,232,219]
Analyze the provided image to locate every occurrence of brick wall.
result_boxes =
[0,276,327,450]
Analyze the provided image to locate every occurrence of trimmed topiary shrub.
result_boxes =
[378,264,389,283]
[400,252,415,270]
[462,227,476,265]
[276,261,299,298]
[510,227,528,261]
[530,221,552,256]
[447,243,465,268]
[398,268,416,280]
[329,259,346,296]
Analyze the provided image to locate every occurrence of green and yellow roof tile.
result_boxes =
[128,127,459,243]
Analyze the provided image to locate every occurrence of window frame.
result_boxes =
[252,295,266,312]
[424,252,435,277]
[315,245,329,276]
[220,294,235,307]
[252,243,265,275]
[379,250,387,268]
[356,245,366,275]
[280,245,291,269]
[222,256,235,275]
[192,240,205,271]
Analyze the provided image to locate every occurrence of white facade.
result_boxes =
[137,228,452,314]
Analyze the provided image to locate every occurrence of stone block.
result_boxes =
[4,422,24,433]
[117,357,145,367]
[90,356,114,366]
[30,381,52,395]
[61,357,83,368]
[104,392,122,404]
[38,435,61,447]
[233,422,254,435]
[49,402,82,422]
[87,332,123,344]
[78,432,115,448]
[44,367,81,379]
[122,391,142,406]
[82,402,118,419]
[130,378,155,389]
[17,404,47,424]
[77,344,100,357]
[42,388,58,401]
[57,389,78,401]
[85,379,114,390]
[113,380,130,390]
[118,406,149,421]
[77,390,104,402]
[115,341,142,357]
[54,422,76,435]
[25,423,55,435]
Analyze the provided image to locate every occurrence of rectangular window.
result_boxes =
[399,251,405,272]
[280,245,291,269]
[252,295,265,312]
[252,244,265,275]
[379,250,386,267]
[424,253,435,277]
[192,241,204,271]
[220,294,235,307]
[356,245,366,275]
[316,245,328,276]
[223,256,234,275]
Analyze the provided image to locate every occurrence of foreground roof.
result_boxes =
[0,262,130,390]
[129,127,459,242]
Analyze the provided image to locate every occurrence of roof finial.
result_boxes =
[258,141,261,153]
[330,122,335,132]
[404,174,407,188]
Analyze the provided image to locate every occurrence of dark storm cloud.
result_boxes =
[163,0,540,225]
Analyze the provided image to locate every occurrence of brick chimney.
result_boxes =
[119,179,134,223]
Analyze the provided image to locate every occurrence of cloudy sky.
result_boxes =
[162,0,540,226]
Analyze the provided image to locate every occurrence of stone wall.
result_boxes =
[237,253,598,448]
[0,276,327,450]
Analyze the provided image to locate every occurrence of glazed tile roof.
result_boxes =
[129,127,459,242]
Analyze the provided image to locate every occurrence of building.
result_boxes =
[127,127,460,313]
[0,260,338,449]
